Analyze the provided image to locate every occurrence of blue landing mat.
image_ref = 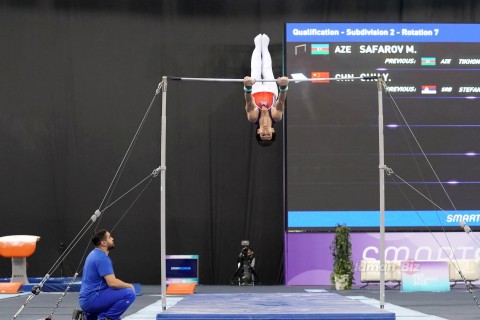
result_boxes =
[156,292,396,320]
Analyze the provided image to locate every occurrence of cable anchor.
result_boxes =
[155,81,163,95]
[152,166,166,177]
[379,165,393,175]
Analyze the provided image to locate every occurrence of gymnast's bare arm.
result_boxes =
[271,76,288,122]
[244,76,259,123]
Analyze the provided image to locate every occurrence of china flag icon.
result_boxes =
[311,72,330,83]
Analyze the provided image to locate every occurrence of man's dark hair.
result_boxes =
[92,229,108,246]
[255,125,276,147]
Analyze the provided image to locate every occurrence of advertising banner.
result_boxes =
[286,232,477,285]
[401,260,450,292]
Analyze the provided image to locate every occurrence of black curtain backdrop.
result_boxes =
[1,0,480,285]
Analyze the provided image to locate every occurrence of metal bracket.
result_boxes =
[152,166,166,177]
[379,165,393,175]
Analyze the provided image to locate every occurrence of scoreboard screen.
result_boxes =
[285,23,480,231]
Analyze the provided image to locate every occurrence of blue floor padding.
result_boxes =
[0,278,142,295]
[0,277,73,283]
[21,282,82,292]
[156,292,396,320]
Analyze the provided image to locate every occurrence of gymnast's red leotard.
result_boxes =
[252,91,275,110]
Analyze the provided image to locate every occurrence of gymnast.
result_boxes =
[244,34,289,146]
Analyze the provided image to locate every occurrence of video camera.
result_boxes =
[239,240,250,260]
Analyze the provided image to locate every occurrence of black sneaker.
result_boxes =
[72,308,84,320]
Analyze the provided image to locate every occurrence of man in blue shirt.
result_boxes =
[79,230,136,320]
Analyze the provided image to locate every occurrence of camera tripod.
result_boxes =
[231,259,260,286]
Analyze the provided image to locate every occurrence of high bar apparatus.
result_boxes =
[169,75,379,82]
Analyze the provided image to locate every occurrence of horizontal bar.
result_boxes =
[170,77,244,82]
[169,76,380,83]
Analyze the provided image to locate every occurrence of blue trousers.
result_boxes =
[80,287,136,320]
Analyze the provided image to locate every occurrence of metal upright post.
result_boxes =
[377,77,386,309]
[160,76,168,310]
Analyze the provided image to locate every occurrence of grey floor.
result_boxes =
[0,284,479,320]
